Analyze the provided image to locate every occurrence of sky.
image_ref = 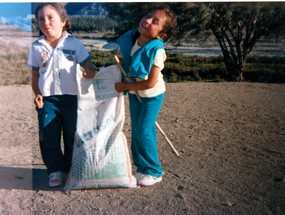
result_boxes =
[0,3,32,31]
[0,3,31,17]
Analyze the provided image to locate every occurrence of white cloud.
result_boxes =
[0,17,8,24]
[0,15,32,32]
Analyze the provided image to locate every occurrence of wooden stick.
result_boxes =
[114,55,180,156]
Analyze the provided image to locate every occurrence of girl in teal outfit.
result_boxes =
[115,8,176,186]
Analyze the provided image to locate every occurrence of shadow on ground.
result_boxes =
[0,166,65,191]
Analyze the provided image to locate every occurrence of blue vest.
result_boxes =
[117,28,164,79]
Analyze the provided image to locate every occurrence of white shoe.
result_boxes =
[137,174,162,186]
[48,171,62,187]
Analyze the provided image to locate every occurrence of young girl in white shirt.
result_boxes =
[28,3,95,187]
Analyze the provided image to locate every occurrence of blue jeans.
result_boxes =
[37,95,77,175]
[129,93,164,177]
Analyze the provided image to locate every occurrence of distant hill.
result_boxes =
[31,3,107,16]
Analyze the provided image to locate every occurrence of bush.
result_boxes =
[32,16,118,34]
[87,51,285,83]
[244,56,285,83]
[70,16,118,33]
[89,50,115,71]
[163,54,228,82]
[1,48,284,85]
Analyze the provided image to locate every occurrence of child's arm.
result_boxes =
[81,59,96,79]
[31,70,44,108]
[115,65,161,93]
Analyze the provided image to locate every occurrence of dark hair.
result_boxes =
[35,3,72,35]
[156,8,177,40]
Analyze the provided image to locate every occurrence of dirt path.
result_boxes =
[0,83,284,214]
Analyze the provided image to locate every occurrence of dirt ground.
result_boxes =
[0,23,284,214]
[0,82,285,215]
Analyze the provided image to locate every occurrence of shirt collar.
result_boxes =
[38,31,70,45]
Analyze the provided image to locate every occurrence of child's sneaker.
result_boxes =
[137,174,162,186]
[48,171,62,187]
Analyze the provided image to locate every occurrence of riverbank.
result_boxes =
[80,37,285,57]
[1,22,284,57]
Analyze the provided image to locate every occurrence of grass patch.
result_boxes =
[0,52,30,85]
[1,49,284,86]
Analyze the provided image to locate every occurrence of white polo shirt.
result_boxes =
[28,31,90,96]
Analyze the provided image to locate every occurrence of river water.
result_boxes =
[82,38,285,57]
[166,39,285,57]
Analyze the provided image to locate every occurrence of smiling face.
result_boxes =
[37,5,66,42]
[138,10,168,42]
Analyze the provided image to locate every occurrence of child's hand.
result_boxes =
[34,95,44,109]
[82,71,95,79]
[115,82,127,93]
[81,61,95,79]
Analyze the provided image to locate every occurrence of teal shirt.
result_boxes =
[117,28,164,79]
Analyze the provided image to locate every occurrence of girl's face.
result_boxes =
[37,5,66,41]
[138,10,167,40]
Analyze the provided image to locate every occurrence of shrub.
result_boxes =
[89,50,115,71]
[1,47,284,85]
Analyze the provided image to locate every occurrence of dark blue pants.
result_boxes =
[129,93,164,177]
[37,95,77,175]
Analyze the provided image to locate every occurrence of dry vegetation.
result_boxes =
[0,40,30,85]
[0,24,32,85]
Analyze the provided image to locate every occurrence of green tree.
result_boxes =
[103,3,168,37]
[206,3,285,81]
[103,2,285,81]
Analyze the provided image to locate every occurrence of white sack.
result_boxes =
[65,65,136,190]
